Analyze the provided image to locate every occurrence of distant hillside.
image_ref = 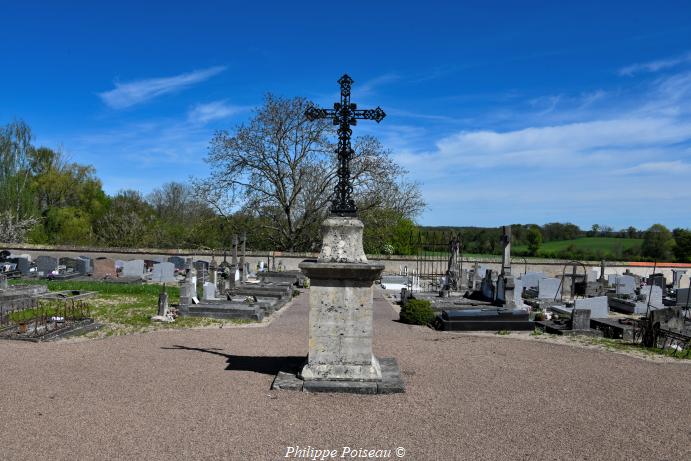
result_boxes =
[513,237,643,259]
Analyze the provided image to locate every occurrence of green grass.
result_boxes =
[581,337,690,360]
[8,279,256,338]
[514,237,643,255]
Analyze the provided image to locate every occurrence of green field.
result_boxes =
[513,237,643,256]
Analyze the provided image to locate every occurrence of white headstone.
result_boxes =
[574,296,609,318]
[608,274,618,287]
[615,275,636,295]
[587,269,598,282]
[203,282,217,300]
[641,285,663,309]
[538,278,561,299]
[151,262,176,282]
[121,259,145,277]
[522,272,546,289]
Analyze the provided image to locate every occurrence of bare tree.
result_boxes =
[195,94,424,251]
[0,211,40,243]
[0,120,34,218]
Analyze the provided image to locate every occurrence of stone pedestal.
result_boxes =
[299,261,384,381]
[298,217,388,385]
[271,216,404,394]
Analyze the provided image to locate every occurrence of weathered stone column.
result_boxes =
[498,225,515,307]
[299,217,384,382]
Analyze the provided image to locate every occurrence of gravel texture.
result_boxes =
[1,289,689,460]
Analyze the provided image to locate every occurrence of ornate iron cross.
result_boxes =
[305,74,386,216]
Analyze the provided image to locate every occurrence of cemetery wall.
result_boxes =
[4,243,691,280]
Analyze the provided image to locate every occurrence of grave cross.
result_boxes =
[305,74,386,216]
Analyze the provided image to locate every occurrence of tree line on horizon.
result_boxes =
[2,111,690,262]
[420,222,691,262]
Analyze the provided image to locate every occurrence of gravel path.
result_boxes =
[1,290,689,460]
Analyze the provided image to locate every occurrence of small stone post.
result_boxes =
[240,232,247,282]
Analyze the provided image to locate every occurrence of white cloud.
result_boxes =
[393,64,691,228]
[617,160,691,175]
[188,100,245,125]
[410,117,691,170]
[99,66,226,109]
[619,51,691,76]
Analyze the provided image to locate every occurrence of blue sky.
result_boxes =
[2,0,691,230]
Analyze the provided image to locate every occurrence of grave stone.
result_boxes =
[15,257,31,275]
[77,256,91,274]
[151,262,176,283]
[521,272,546,289]
[480,270,494,300]
[36,256,58,275]
[0,274,7,290]
[194,260,209,273]
[60,257,79,273]
[641,284,663,309]
[498,225,515,307]
[574,296,609,318]
[167,256,186,270]
[607,274,617,287]
[614,275,636,295]
[203,282,217,301]
[672,269,687,289]
[648,273,666,291]
[92,257,116,278]
[240,232,247,282]
[538,277,561,300]
[676,288,691,307]
[122,259,145,277]
[571,309,591,330]
[587,269,598,282]
[513,277,525,308]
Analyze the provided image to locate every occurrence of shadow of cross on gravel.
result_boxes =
[163,345,304,376]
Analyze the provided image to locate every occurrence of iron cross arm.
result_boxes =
[352,107,386,123]
[304,106,386,124]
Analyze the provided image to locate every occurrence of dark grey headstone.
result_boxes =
[77,257,91,275]
[60,257,79,273]
[167,256,186,270]
[572,309,591,330]
[36,256,58,274]
[14,257,31,275]
[194,260,209,273]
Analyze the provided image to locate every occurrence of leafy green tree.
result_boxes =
[94,190,156,247]
[673,228,691,262]
[526,225,543,256]
[641,224,673,261]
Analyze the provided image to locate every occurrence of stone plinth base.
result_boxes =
[271,357,405,394]
[299,261,384,382]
